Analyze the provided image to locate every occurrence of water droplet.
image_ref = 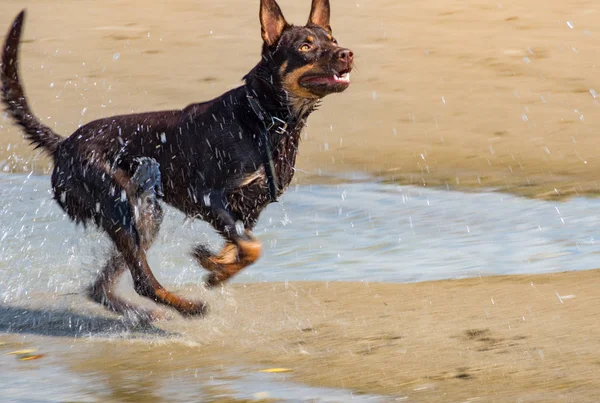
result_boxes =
[235,221,244,236]
[113,52,120,61]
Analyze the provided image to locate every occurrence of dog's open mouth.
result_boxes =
[302,70,351,85]
[300,68,351,94]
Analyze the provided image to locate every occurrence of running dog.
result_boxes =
[1,0,353,320]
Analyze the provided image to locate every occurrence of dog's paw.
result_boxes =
[192,244,214,262]
[192,244,223,272]
[131,157,164,197]
[179,301,209,318]
[203,271,226,288]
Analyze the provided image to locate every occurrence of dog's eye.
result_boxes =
[299,43,312,52]
[332,38,338,45]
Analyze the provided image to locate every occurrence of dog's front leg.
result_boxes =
[192,192,262,287]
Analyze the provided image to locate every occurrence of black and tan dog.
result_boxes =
[1,0,353,320]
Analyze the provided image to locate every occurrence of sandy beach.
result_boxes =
[1,0,600,401]
[1,0,600,198]
[2,270,600,402]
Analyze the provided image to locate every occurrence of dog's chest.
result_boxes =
[273,128,302,190]
[227,126,302,221]
[237,131,300,191]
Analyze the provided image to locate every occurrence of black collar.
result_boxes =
[245,85,294,202]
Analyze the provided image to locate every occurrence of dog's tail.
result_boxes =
[1,10,62,156]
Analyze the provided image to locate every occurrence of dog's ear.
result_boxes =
[307,0,331,33]
[260,0,288,47]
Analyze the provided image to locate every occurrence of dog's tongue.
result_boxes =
[306,72,350,85]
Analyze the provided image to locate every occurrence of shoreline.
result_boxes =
[2,167,598,203]
[2,269,600,401]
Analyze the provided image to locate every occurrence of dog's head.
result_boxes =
[259,0,354,102]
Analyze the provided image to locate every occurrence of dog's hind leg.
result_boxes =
[107,158,207,317]
[116,157,165,250]
[86,159,169,321]
[111,230,207,317]
[55,158,206,317]
[86,252,162,322]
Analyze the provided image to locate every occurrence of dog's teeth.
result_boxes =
[332,72,350,83]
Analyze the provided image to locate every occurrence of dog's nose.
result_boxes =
[336,48,354,64]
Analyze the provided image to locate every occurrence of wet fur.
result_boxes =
[0,0,353,319]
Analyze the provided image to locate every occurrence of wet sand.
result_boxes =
[188,271,600,401]
[2,269,600,401]
[1,0,600,401]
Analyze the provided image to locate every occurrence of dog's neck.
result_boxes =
[244,60,320,125]
[242,58,321,201]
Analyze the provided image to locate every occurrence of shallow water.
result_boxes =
[2,172,600,401]
[1,173,599,300]
[0,334,390,403]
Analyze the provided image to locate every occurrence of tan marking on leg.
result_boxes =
[154,288,207,317]
[238,236,263,264]
[87,253,163,322]
[113,230,207,317]
[112,168,131,191]
[196,242,239,272]
[204,232,263,287]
